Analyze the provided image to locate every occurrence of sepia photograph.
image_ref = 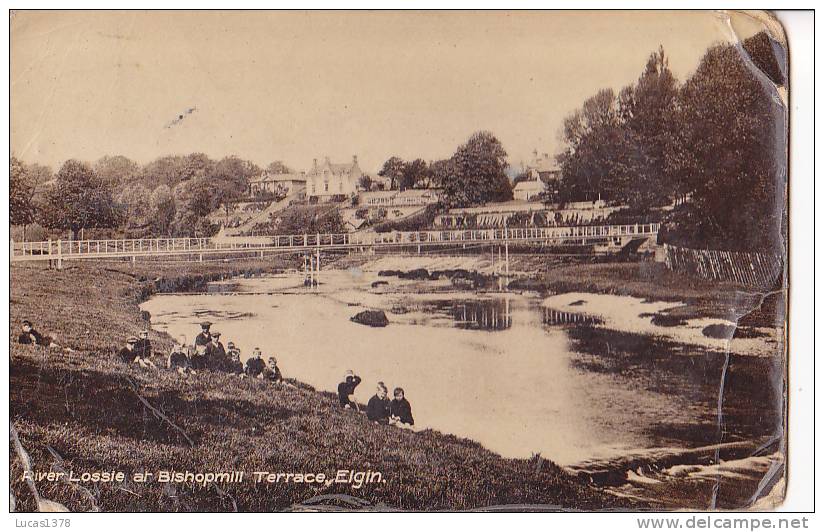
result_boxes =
[7,8,800,516]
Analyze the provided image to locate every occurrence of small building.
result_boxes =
[513,179,546,201]
[249,172,306,198]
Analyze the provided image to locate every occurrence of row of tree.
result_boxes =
[557,31,786,251]
[376,131,514,208]
[10,153,293,239]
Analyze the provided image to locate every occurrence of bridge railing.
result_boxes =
[10,223,659,261]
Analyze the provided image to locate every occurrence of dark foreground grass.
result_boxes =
[10,261,625,511]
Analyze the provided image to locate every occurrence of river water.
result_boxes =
[140,267,783,475]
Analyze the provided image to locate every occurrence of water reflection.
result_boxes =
[427,298,513,331]
[542,307,603,326]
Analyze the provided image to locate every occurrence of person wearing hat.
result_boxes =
[167,336,193,374]
[205,331,228,371]
[135,330,152,359]
[245,347,266,378]
[118,337,139,364]
[226,342,244,374]
[337,370,362,410]
[194,322,212,347]
[18,320,45,346]
[263,356,283,383]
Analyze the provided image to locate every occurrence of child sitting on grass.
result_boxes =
[389,387,414,429]
[167,336,195,375]
[245,347,266,378]
[337,370,362,410]
[263,356,283,383]
[366,382,391,423]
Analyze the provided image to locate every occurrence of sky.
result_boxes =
[10,10,765,174]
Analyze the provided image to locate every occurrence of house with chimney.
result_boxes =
[513,149,562,201]
[306,155,363,202]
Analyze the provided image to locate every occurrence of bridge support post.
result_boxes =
[309,255,314,286]
[491,244,495,272]
[505,241,509,276]
[199,253,203,263]
[417,244,421,255]
[315,248,320,285]
[131,255,136,266]
[56,240,63,270]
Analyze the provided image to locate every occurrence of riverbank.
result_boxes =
[10,260,626,512]
[329,253,783,329]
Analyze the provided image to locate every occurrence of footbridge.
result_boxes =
[10,223,660,268]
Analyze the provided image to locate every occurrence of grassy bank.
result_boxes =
[10,260,625,512]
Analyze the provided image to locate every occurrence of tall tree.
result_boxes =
[265,160,293,175]
[442,131,512,208]
[141,155,187,189]
[210,156,261,215]
[116,182,151,227]
[556,88,626,202]
[38,160,119,239]
[378,156,406,190]
[10,157,36,234]
[94,155,140,187]
[149,184,176,236]
[400,158,429,190]
[428,158,456,189]
[618,46,679,207]
[666,34,785,251]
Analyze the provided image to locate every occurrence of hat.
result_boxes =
[22,320,32,326]
[268,356,278,364]
[139,330,149,336]
[211,331,221,338]
[126,336,138,344]
[227,342,235,348]
[200,321,212,328]
[344,370,354,380]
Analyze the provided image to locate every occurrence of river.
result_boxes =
[140,263,784,502]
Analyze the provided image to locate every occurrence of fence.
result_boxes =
[11,223,661,263]
[662,243,784,288]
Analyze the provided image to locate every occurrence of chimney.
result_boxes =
[352,155,358,165]
[313,158,318,170]
[324,155,331,165]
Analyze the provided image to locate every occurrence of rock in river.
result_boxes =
[351,310,389,327]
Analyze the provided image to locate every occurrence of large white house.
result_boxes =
[306,156,363,201]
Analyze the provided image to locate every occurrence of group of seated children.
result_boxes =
[119,321,284,382]
[338,372,415,429]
